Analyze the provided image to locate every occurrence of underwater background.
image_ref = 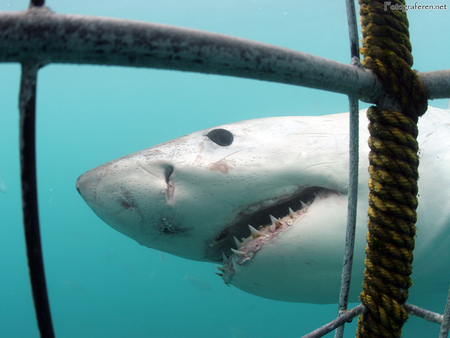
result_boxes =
[0,1,448,337]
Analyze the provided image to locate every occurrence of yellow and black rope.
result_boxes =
[356,1,428,337]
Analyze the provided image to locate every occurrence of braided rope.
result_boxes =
[356,0,428,336]
[358,0,427,121]
[357,108,418,337]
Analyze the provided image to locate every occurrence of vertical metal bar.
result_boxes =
[440,285,450,337]
[346,0,361,65]
[334,95,360,338]
[30,0,45,7]
[334,1,361,337]
[19,62,55,338]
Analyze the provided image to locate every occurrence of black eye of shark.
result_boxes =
[206,129,234,146]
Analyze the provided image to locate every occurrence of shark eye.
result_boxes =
[206,129,234,146]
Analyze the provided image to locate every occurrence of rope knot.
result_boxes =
[359,0,427,121]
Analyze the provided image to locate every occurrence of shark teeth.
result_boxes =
[231,248,246,257]
[288,207,295,217]
[269,214,282,232]
[233,236,241,248]
[210,188,329,265]
[217,196,317,287]
[269,214,277,225]
[248,224,262,238]
[216,189,339,287]
[300,200,307,209]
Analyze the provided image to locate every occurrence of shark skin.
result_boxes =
[76,107,450,304]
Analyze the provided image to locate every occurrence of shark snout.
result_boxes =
[76,159,175,216]
[76,170,100,205]
[75,174,84,195]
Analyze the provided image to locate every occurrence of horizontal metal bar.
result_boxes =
[302,304,367,338]
[404,303,443,325]
[420,70,450,100]
[2,8,448,102]
[0,7,379,103]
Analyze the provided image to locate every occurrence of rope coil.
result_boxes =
[357,108,418,337]
[356,0,428,336]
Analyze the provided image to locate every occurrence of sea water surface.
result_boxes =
[0,1,448,337]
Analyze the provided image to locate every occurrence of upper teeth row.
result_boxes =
[216,201,314,285]
[225,211,297,260]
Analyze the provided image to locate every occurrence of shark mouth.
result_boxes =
[206,187,339,263]
[208,187,341,285]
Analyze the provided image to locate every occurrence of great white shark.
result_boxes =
[76,107,450,304]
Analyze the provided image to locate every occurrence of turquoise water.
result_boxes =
[1,1,448,337]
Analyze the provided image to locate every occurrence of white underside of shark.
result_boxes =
[76,107,450,304]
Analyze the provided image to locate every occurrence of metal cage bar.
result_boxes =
[1,8,450,101]
[334,0,361,337]
[19,61,55,337]
[2,2,450,337]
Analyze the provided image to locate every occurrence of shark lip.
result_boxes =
[206,186,336,262]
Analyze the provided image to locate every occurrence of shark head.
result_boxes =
[76,108,450,303]
[76,114,353,264]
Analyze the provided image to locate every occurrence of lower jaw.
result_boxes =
[216,193,354,304]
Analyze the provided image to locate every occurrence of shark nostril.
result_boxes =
[164,165,175,203]
[164,165,174,184]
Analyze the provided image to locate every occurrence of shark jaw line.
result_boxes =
[217,188,342,284]
[206,186,340,262]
